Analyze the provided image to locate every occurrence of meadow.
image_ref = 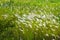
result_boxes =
[0,0,60,40]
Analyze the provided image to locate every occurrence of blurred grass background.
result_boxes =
[0,0,60,40]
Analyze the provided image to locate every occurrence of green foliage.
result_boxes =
[0,0,60,40]
[0,15,20,40]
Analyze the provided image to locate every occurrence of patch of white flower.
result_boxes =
[27,13,37,20]
[45,33,49,36]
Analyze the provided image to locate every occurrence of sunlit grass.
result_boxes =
[0,0,60,40]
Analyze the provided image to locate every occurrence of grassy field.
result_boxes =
[0,0,60,40]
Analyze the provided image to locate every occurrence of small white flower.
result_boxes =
[27,13,37,20]
[45,34,49,36]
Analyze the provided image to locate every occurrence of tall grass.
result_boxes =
[0,0,60,40]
